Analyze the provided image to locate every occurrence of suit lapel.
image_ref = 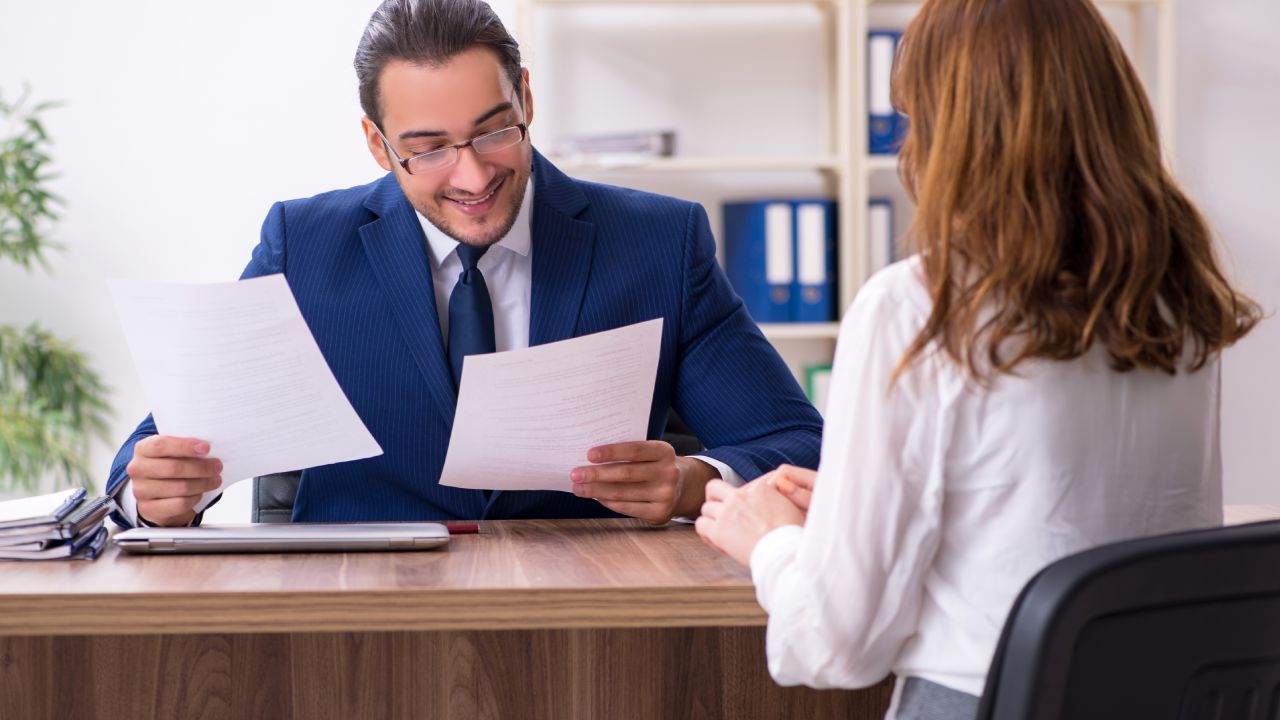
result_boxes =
[359,174,457,423]
[529,151,596,346]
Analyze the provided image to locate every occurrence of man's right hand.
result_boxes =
[125,436,223,527]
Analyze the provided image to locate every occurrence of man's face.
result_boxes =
[362,47,533,248]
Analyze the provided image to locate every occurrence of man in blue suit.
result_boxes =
[108,0,821,527]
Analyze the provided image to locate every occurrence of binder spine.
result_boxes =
[794,201,837,322]
[724,199,837,324]
[724,201,792,323]
[868,198,895,274]
[869,31,907,155]
[763,203,795,321]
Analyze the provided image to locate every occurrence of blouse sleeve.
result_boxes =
[749,266,947,689]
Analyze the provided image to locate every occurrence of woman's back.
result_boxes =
[699,0,1260,717]
[749,256,1228,700]
[877,259,1224,693]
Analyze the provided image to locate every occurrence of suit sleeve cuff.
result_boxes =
[750,524,805,613]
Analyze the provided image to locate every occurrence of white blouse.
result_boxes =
[749,257,1223,713]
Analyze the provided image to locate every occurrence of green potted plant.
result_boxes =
[0,88,111,493]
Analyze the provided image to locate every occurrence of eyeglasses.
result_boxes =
[372,121,528,175]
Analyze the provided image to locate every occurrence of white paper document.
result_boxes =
[108,275,383,504]
[439,318,663,492]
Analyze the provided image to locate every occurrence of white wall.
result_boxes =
[0,0,1274,518]
[0,0,388,516]
[1176,0,1280,503]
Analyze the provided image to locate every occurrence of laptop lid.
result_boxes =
[115,522,450,554]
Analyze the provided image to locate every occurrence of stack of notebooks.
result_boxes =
[0,488,115,561]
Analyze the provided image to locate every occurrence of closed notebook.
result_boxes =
[0,488,86,530]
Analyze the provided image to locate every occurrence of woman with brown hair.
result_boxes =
[695,0,1261,717]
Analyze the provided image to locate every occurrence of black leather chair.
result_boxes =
[251,410,705,523]
[251,471,303,523]
[976,518,1280,720]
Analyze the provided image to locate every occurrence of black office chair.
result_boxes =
[251,410,705,523]
[976,518,1280,720]
[251,470,303,523]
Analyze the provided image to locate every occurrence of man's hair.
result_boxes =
[355,0,522,128]
[890,0,1259,383]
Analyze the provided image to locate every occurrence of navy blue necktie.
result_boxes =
[448,243,496,390]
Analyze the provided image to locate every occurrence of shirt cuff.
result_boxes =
[689,454,743,487]
[116,478,142,527]
[750,524,805,613]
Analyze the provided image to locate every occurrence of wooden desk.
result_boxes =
[0,520,891,720]
[4,508,1275,719]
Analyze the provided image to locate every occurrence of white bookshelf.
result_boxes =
[514,0,1176,365]
[863,154,898,173]
[552,155,843,173]
[760,322,842,340]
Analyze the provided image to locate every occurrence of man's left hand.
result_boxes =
[571,440,718,524]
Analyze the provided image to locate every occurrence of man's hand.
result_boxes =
[570,440,719,524]
[125,436,223,527]
[696,477,806,567]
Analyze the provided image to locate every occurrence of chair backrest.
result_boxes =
[250,411,705,523]
[251,472,302,523]
[977,519,1280,720]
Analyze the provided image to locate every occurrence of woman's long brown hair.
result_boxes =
[891,0,1260,382]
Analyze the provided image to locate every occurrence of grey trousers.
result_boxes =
[895,677,981,720]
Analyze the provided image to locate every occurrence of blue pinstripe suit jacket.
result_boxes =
[107,151,822,522]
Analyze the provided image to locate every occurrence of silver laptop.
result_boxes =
[115,522,450,554]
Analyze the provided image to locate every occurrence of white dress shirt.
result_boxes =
[749,256,1222,715]
[422,180,534,354]
[120,178,738,525]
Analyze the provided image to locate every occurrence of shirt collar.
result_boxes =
[417,177,534,269]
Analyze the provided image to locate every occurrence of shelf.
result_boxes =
[871,0,1161,4]
[536,0,1161,5]
[522,0,1174,383]
[537,0,833,5]
[864,154,899,172]
[549,155,844,173]
[760,322,841,340]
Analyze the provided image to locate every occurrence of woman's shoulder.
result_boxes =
[832,255,937,371]
[849,254,933,324]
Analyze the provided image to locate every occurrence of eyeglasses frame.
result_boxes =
[370,90,530,176]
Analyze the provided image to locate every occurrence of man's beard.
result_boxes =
[415,168,529,249]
